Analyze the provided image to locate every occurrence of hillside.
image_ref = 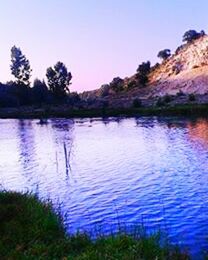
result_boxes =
[148,35,208,96]
[81,34,208,108]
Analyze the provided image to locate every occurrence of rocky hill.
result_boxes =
[81,33,208,108]
[148,35,208,97]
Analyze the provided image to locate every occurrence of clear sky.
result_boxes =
[0,0,208,92]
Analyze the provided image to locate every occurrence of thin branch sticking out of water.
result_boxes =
[63,142,72,175]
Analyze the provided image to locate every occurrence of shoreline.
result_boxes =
[0,104,208,119]
[0,191,188,259]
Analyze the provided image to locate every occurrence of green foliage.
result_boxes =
[100,84,110,97]
[132,98,142,108]
[0,191,188,259]
[127,80,138,90]
[176,90,185,97]
[136,74,149,86]
[189,93,196,101]
[136,61,151,86]
[110,77,124,92]
[10,46,32,87]
[156,95,172,107]
[157,49,171,60]
[32,79,49,104]
[46,62,72,100]
[163,94,172,103]
[137,61,151,75]
[182,30,205,43]
[68,92,81,105]
[156,97,165,107]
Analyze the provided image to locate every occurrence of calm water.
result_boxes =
[1,117,208,258]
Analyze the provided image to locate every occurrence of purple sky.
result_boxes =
[1,0,208,92]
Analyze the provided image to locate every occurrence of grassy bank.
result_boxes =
[0,191,188,259]
[0,104,208,119]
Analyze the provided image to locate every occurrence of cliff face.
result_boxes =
[80,35,208,108]
[148,35,208,96]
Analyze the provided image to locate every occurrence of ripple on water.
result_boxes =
[1,117,208,257]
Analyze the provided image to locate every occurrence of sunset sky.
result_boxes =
[1,0,208,92]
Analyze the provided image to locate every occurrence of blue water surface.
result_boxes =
[0,117,208,258]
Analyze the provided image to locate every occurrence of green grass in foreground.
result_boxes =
[0,191,188,259]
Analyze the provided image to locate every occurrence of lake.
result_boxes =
[0,117,208,258]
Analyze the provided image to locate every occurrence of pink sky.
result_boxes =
[1,0,208,92]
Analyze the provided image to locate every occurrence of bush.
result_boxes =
[157,49,171,61]
[156,95,172,107]
[136,61,151,86]
[183,29,205,43]
[156,97,165,107]
[189,93,196,101]
[67,92,81,105]
[100,84,110,97]
[163,94,172,103]
[137,61,151,75]
[110,77,124,93]
[127,80,137,90]
[132,98,142,108]
[32,79,49,104]
[176,90,185,97]
[136,74,149,86]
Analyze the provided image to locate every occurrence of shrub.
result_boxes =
[189,93,196,101]
[100,84,110,97]
[137,61,151,75]
[182,29,205,43]
[176,90,185,97]
[156,97,165,107]
[136,61,151,87]
[136,74,149,86]
[127,80,137,90]
[163,94,172,103]
[157,49,171,61]
[132,98,142,108]
[110,77,124,93]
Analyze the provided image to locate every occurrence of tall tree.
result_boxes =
[10,46,32,86]
[46,62,72,99]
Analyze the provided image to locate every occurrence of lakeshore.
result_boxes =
[0,191,188,259]
[0,104,208,119]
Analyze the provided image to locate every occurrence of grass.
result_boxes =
[1,104,208,119]
[0,191,189,259]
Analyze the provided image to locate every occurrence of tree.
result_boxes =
[99,84,110,97]
[137,61,151,75]
[46,62,72,99]
[136,61,151,86]
[110,77,124,92]
[32,79,49,104]
[10,46,32,86]
[157,49,171,60]
[182,30,200,43]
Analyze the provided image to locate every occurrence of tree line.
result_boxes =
[0,46,79,107]
[0,29,206,107]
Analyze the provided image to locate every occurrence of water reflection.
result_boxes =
[1,117,208,258]
[188,119,208,147]
[50,119,74,176]
[18,120,35,168]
